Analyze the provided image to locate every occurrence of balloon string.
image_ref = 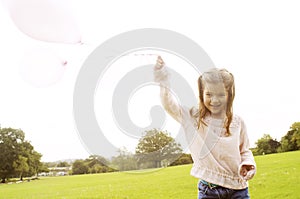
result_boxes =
[132,53,159,56]
[78,44,159,57]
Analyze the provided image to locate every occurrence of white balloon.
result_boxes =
[5,0,81,44]
[19,47,67,87]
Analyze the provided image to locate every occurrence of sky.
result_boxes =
[0,0,299,162]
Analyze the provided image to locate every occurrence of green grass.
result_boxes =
[1,151,300,199]
[0,166,198,199]
[250,151,300,199]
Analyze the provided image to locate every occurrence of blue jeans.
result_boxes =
[198,180,250,199]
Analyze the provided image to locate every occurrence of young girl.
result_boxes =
[154,56,256,199]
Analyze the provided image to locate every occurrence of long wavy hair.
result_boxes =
[195,68,235,136]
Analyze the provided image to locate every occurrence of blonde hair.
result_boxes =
[195,68,235,136]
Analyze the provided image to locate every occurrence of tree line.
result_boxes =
[71,129,192,174]
[252,122,300,155]
[0,127,192,182]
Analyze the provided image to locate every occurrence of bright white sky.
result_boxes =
[0,0,299,162]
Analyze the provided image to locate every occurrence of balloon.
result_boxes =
[19,47,67,87]
[5,0,81,44]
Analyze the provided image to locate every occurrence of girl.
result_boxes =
[154,56,256,199]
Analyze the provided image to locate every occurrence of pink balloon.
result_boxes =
[19,47,67,87]
[6,0,81,44]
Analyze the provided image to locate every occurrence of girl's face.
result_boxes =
[203,82,228,118]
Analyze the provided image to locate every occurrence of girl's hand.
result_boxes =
[155,56,165,70]
[240,165,256,180]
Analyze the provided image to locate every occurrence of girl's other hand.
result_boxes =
[240,165,256,180]
[155,56,165,70]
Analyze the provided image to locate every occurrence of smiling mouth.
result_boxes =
[210,105,221,108]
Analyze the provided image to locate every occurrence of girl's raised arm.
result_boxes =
[154,56,184,123]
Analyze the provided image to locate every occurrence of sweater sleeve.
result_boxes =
[153,66,184,124]
[239,118,256,169]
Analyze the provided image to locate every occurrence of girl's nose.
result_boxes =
[211,96,219,103]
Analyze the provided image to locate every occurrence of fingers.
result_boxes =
[243,169,256,180]
[245,165,255,171]
[155,56,165,69]
[240,167,247,177]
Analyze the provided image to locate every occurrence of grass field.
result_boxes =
[1,151,300,199]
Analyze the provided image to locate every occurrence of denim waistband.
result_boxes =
[200,180,219,188]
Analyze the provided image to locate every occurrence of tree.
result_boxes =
[0,127,43,182]
[85,155,110,173]
[169,153,193,166]
[19,140,42,179]
[255,134,280,155]
[38,162,49,174]
[0,128,24,182]
[135,129,182,168]
[57,161,70,167]
[279,122,300,152]
[72,160,88,175]
[111,147,138,171]
[71,155,113,175]
[13,156,29,181]
[291,122,300,148]
[86,155,109,167]
[28,151,43,177]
